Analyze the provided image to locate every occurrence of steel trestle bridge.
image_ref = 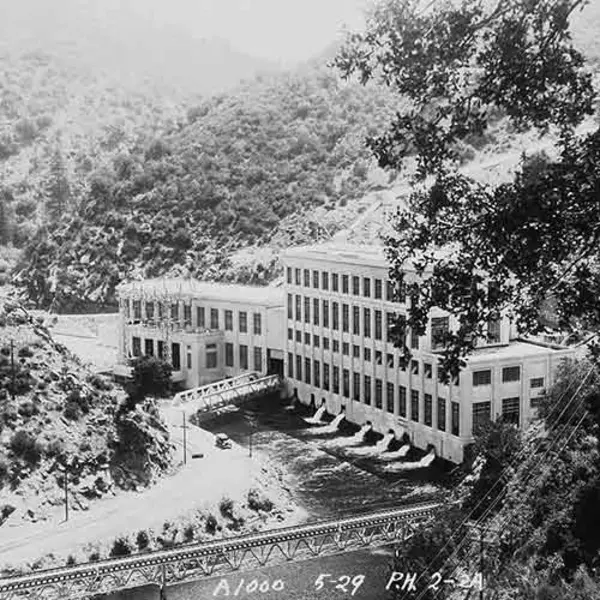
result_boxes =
[0,501,443,600]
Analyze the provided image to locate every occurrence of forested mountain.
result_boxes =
[13,65,397,310]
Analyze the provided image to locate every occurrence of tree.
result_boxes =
[126,355,172,407]
[333,0,599,378]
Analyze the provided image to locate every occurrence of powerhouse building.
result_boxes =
[115,243,575,463]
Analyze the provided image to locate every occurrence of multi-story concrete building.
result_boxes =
[114,279,285,388]
[281,243,575,463]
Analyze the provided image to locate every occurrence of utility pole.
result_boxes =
[466,522,492,600]
[181,411,187,465]
[10,339,15,400]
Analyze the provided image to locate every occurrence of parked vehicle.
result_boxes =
[215,433,232,449]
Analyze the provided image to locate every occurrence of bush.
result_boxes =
[247,489,274,513]
[109,537,132,557]
[88,374,112,391]
[65,555,76,567]
[63,400,80,421]
[45,439,64,458]
[88,552,100,562]
[136,530,149,550]
[18,400,38,418]
[9,430,41,465]
[18,346,34,359]
[219,497,235,520]
[183,525,194,542]
[0,459,9,488]
[205,514,218,534]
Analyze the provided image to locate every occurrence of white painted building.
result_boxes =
[280,243,574,463]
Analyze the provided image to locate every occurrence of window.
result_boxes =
[288,328,293,341]
[473,370,492,386]
[502,366,521,383]
[132,336,141,357]
[375,310,382,340]
[296,330,302,343]
[253,313,262,335]
[333,339,340,353]
[386,382,395,413]
[313,361,320,387]
[424,394,433,426]
[313,335,320,347]
[171,343,181,371]
[287,267,292,284]
[410,328,419,350]
[184,304,192,326]
[352,276,360,296]
[305,358,311,384]
[399,386,407,417]
[253,347,263,372]
[487,318,501,344]
[322,271,329,290]
[437,397,446,431]
[386,353,394,368]
[146,301,155,321]
[187,348,192,369]
[225,310,233,331]
[342,275,349,294]
[386,312,396,343]
[332,302,339,330]
[239,311,248,333]
[304,297,311,324]
[364,375,372,404]
[342,342,350,356]
[364,347,371,361]
[411,360,419,375]
[206,344,217,369]
[226,343,234,367]
[343,369,350,398]
[287,295,293,320]
[424,363,432,379]
[375,379,383,409]
[304,269,310,287]
[323,363,330,391]
[313,270,319,289]
[295,296,301,321]
[304,332,311,345]
[375,279,382,299]
[295,355,302,380]
[210,308,219,330]
[170,303,179,321]
[323,337,330,350]
[287,353,293,377]
[323,300,330,328]
[431,317,449,350]
[530,377,545,389]
[386,280,395,302]
[353,306,360,335]
[353,372,361,401]
[124,300,131,320]
[157,302,164,320]
[332,273,339,292]
[397,281,407,303]
[352,344,360,358]
[375,350,382,365]
[158,341,165,359]
[502,397,520,426]
[451,401,460,436]
[333,366,340,394]
[472,402,491,433]
[363,277,371,298]
[411,390,419,422]
[342,304,349,332]
[364,308,371,337]
[313,299,320,326]
[295,268,301,285]
[144,339,154,356]
[240,345,248,370]
[133,300,142,321]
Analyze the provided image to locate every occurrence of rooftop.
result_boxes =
[469,339,573,363]
[116,278,284,307]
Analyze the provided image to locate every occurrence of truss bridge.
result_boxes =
[171,372,282,417]
[0,501,443,600]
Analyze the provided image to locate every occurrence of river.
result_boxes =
[104,396,452,600]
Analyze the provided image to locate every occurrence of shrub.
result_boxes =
[0,459,9,488]
[247,489,274,513]
[88,374,112,391]
[205,514,218,534]
[109,537,132,557]
[65,555,76,566]
[219,497,234,520]
[63,401,80,421]
[45,439,64,458]
[136,530,149,550]
[88,552,100,562]
[18,400,38,418]
[9,431,42,465]
[18,346,34,359]
[183,525,194,542]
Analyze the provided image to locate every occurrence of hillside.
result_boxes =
[13,65,399,311]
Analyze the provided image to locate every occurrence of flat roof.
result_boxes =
[468,339,573,363]
[282,242,454,270]
[117,278,284,307]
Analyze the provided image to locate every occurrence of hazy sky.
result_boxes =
[134,0,370,65]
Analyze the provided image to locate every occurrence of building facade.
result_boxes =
[115,279,285,388]
[280,243,574,463]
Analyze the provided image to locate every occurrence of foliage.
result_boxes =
[9,430,42,465]
[126,356,172,407]
[334,0,599,377]
[109,537,132,557]
[219,496,235,520]
[205,514,218,534]
[135,530,149,550]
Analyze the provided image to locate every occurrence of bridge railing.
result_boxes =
[173,372,261,406]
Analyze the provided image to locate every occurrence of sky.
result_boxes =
[130,0,370,65]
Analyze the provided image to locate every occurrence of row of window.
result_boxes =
[286,267,409,303]
[472,397,522,431]
[125,300,263,335]
[286,295,435,348]
[131,337,264,372]
[287,353,460,435]
[472,367,544,388]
